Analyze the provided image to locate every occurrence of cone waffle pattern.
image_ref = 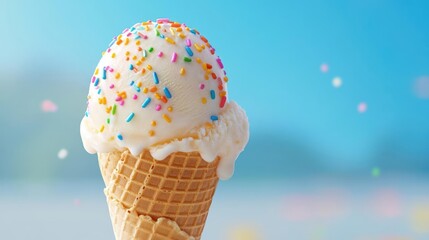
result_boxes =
[99,150,219,239]
[106,192,194,240]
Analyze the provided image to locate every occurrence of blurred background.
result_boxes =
[1,0,429,239]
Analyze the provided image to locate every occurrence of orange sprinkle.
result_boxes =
[138,47,142,51]
[176,27,183,32]
[99,125,105,133]
[98,97,106,105]
[162,114,171,123]
[223,76,229,82]
[115,73,121,79]
[200,36,208,43]
[143,87,148,93]
[204,74,209,80]
[151,121,157,126]
[206,63,213,69]
[126,57,130,61]
[140,57,145,62]
[211,72,217,79]
[154,93,161,100]
[180,68,185,75]
[105,106,112,113]
[171,23,181,27]
[116,39,123,45]
[136,60,142,66]
[147,65,153,70]
[135,40,141,45]
[167,106,173,112]
[148,130,155,137]
[218,84,224,91]
[141,68,146,74]
[196,58,202,64]
[179,33,185,38]
[161,96,168,103]
[149,86,157,92]
[125,51,130,56]
[219,91,227,97]
[201,97,207,104]
[119,91,127,99]
[132,55,137,60]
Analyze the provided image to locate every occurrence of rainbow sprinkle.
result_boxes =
[163,87,172,98]
[153,72,159,84]
[141,98,151,108]
[126,112,135,122]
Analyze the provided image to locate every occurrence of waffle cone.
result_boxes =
[99,150,220,239]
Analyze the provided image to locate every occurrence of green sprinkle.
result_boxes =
[107,118,110,124]
[112,104,117,115]
[184,57,192,62]
[148,47,154,53]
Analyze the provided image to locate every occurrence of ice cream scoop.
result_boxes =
[80,19,248,180]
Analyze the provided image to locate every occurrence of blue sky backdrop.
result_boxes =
[1,0,428,181]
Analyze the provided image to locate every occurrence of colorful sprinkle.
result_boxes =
[216,58,224,69]
[155,104,162,111]
[220,96,227,108]
[148,47,154,52]
[162,114,171,123]
[102,68,107,79]
[163,87,172,98]
[112,104,117,115]
[165,37,175,44]
[148,130,155,136]
[186,38,191,47]
[93,78,100,87]
[141,98,151,108]
[201,97,207,104]
[210,115,219,121]
[171,52,178,62]
[157,51,163,57]
[153,72,159,84]
[210,90,216,99]
[151,121,157,126]
[117,134,123,140]
[185,46,193,56]
[167,106,173,112]
[126,112,135,122]
[129,64,133,70]
[199,84,205,89]
[180,68,186,75]
[184,57,192,62]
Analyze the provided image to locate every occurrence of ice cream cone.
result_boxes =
[99,150,219,240]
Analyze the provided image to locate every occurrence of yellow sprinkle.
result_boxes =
[101,51,105,56]
[201,44,206,49]
[165,37,175,44]
[117,34,122,39]
[151,121,157,126]
[204,74,209,80]
[140,57,145,62]
[219,91,227,97]
[137,82,142,88]
[132,55,137,60]
[202,64,207,70]
[124,38,129,45]
[223,76,229,82]
[162,114,171,123]
[167,106,173,112]
[176,27,183,32]
[125,51,130,56]
[109,136,114,141]
[94,68,99,75]
[157,25,161,29]
[115,73,120,79]
[143,87,148,93]
[98,97,106,105]
[201,97,207,104]
[205,122,213,129]
[180,68,185,75]
[194,43,202,52]
[100,125,105,133]
[179,33,185,38]
[135,40,141,45]
[136,60,142,66]
[154,93,161,100]
[169,27,175,36]
[111,53,116,58]
[148,130,155,137]
[147,65,152,70]
[145,25,150,31]
[196,58,202,64]
[105,106,111,113]
[185,27,190,32]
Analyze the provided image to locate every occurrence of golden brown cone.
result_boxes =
[99,150,219,240]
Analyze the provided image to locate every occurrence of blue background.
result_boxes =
[1,0,429,239]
